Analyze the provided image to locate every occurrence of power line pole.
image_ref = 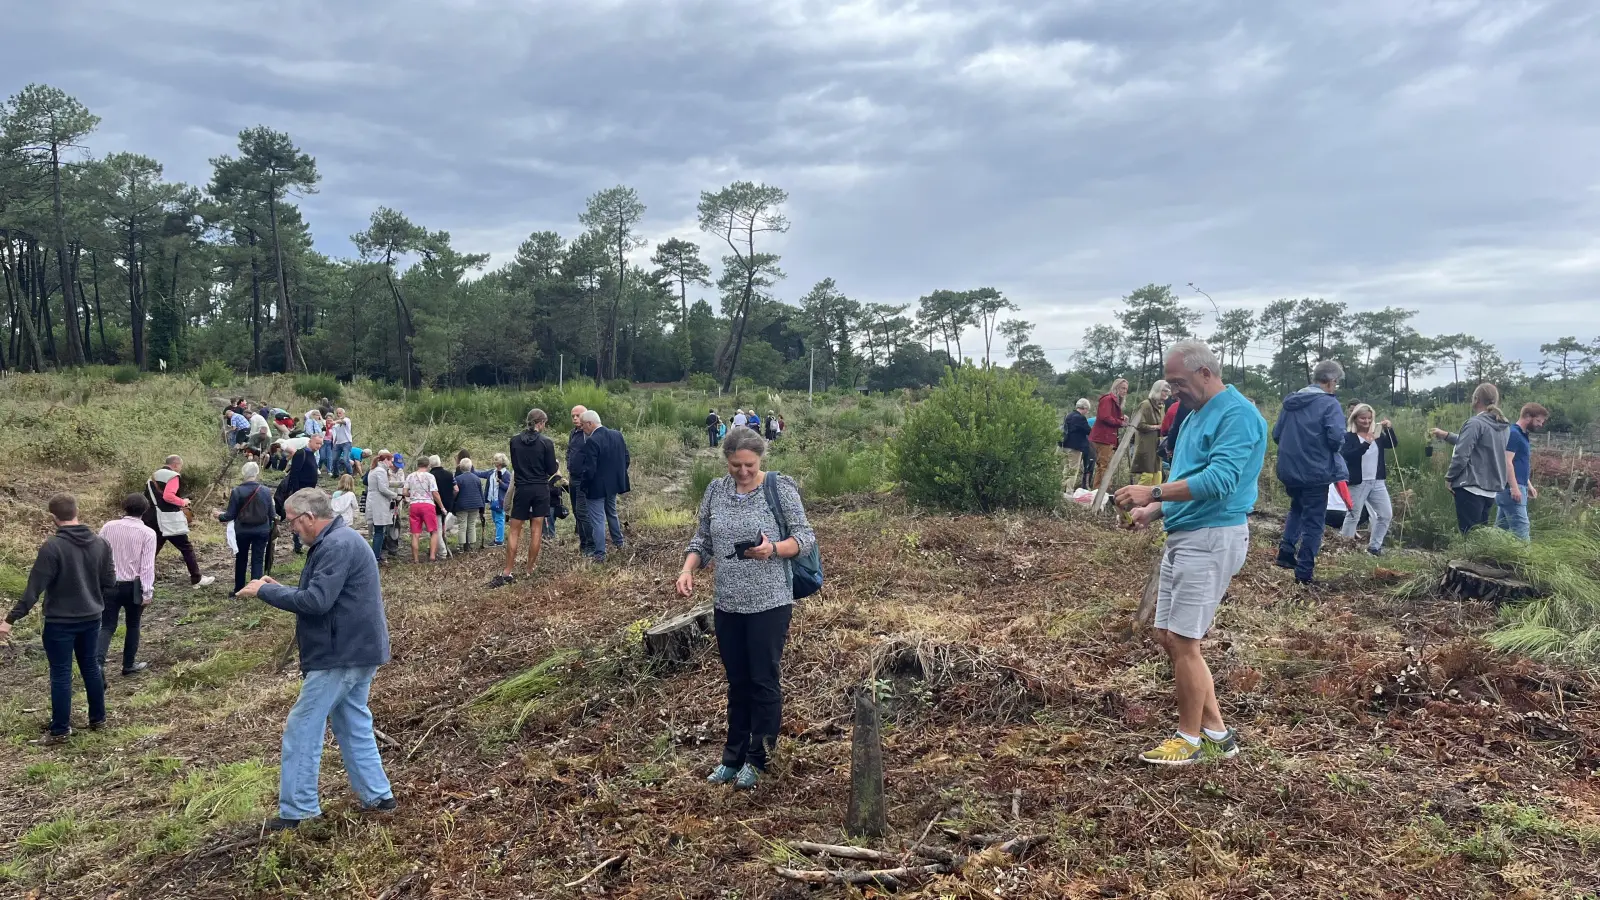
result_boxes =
[808,349,815,405]
[559,353,564,388]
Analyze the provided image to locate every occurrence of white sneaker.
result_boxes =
[195,575,216,589]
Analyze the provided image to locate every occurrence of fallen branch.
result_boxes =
[564,853,625,889]
[774,863,949,888]
[372,727,401,749]
[790,841,897,863]
[376,870,422,900]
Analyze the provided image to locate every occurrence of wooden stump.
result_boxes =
[1441,560,1540,605]
[1135,548,1163,627]
[643,602,714,663]
[847,689,888,838]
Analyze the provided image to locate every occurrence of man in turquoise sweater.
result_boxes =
[1116,339,1266,766]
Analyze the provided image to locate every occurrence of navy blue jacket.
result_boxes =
[578,426,631,499]
[453,470,487,511]
[1271,386,1349,487]
[218,481,274,539]
[257,518,391,673]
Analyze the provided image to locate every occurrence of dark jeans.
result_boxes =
[156,533,202,583]
[570,484,594,553]
[96,581,143,674]
[1454,487,1496,535]
[1278,482,1329,582]
[371,523,388,561]
[234,532,270,592]
[43,620,105,735]
[715,604,793,771]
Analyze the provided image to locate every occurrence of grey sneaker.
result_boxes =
[707,764,738,785]
[732,763,761,790]
[1202,728,1240,759]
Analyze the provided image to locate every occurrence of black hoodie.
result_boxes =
[510,428,558,487]
[7,525,116,624]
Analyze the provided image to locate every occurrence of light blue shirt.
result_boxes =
[305,416,324,437]
[1163,386,1267,533]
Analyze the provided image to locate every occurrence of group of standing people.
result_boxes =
[707,408,784,448]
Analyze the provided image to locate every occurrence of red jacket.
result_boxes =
[1160,399,1179,436]
[1088,393,1126,445]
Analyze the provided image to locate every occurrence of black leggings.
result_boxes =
[715,604,793,771]
[96,581,143,673]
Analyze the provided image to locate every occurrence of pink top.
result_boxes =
[100,516,157,602]
[161,474,187,507]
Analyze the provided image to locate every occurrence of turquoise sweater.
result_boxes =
[1163,386,1267,533]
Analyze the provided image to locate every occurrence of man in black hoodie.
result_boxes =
[3,494,117,742]
[489,408,558,588]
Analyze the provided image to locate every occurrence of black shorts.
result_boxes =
[509,482,549,521]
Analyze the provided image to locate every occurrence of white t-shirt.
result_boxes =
[1359,437,1380,482]
[330,417,352,444]
[249,412,269,435]
[404,471,436,504]
[733,414,747,427]
[277,436,312,455]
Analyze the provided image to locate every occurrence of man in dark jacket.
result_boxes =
[239,488,394,831]
[566,405,594,555]
[2,494,116,742]
[577,409,631,562]
[279,435,323,554]
[706,408,722,448]
[490,409,559,588]
[1271,360,1349,585]
[1062,399,1094,490]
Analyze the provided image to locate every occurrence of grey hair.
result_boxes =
[1312,359,1344,385]
[284,487,333,521]
[580,410,601,427]
[1148,380,1170,402]
[492,452,507,466]
[428,455,442,467]
[722,426,767,458]
[1075,398,1091,411]
[240,461,260,481]
[165,454,182,467]
[1166,339,1220,374]
[457,457,473,472]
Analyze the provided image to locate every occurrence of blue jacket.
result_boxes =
[1271,386,1348,487]
[1164,386,1268,532]
[453,470,487,511]
[218,481,274,539]
[578,426,631,499]
[257,518,391,673]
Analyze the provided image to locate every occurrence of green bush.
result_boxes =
[632,425,685,475]
[806,447,881,499]
[367,380,405,402]
[688,459,720,508]
[687,373,718,392]
[406,389,527,428]
[195,359,232,389]
[421,425,475,462]
[111,365,144,384]
[643,394,700,428]
[889,366,1061,512]
[604,378,632,393]
[292,373,343,405]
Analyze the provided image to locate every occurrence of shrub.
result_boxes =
[604,378,632,393]
[643,394,699,428]
[368,380,405,402]
[111,365,144,384]
[421,425,475,462]
[688,459,720,507]
[632,425,684,475]
[406,389,527,428]
[194,359,232,388]
[806,447,881,499]
[686,373,717,392]
[889,366,1061,512]
[292,373,342,405]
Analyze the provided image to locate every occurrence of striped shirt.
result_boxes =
[99,516,156,601]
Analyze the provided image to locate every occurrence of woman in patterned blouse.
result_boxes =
[678,427,817,790]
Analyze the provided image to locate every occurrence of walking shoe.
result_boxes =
[88,718,107,731]
[365,796,398,813]
[41,729,72,745]
[123,662,150,676]
[1367,548,1384,557]
[486,573,516,589]
[1139,734,1206,766]
[1273,555,1295,570]
[266,816,301,832]
[732,764,761,790]
[706,764,739,785]
[195,575,217,589]
[1202,728,1240,759]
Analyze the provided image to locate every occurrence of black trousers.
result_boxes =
[570,483,594,553]
[96,580,143,673]
[715,604,793,771]
[234,532,270,592]
[156,533,202,583]
[1454,487,1495,535]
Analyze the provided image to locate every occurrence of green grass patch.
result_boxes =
[292,373,343,405]
[17,816,78,856]
[169,759,276,824]
[472,649,582,732]
[160,649,268,691]
[636,505,695,530]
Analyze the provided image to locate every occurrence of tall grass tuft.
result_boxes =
[169,760,276,824]
[473,649,580,731]
[292,373,343,405]
[1455,526,1600,663]
[632,425,685,475]
[805,447,881,499]
[688,459,720,507]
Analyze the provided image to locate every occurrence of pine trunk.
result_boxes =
[50,144,85,366]
[846,689,888,838]
[266,193,303,373]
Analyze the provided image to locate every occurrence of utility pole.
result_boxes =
[808,349,815,405]
[559,353,564,388]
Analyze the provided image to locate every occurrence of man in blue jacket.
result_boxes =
[239,488,395,830]
[1116,340,1266,765]
[576,409,631,562]
[1271,360,1348,585]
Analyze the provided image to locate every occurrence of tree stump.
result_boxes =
[643,602,714,663]
[847,689,888,838]
[1441,560,1540,605]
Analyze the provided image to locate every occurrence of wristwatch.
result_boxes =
[1150,485,1163,502]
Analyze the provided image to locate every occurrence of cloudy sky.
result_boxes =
[9,0,1598,374]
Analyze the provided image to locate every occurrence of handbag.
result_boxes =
[760,472,823,599]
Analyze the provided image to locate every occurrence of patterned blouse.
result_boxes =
[686,473,817,614]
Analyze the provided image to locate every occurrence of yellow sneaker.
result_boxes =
[1140,734,1205,766]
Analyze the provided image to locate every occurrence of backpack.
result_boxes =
[237,484,272,527]
[761,472,823,599]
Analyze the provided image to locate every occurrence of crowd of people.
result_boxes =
[705,407,784,448]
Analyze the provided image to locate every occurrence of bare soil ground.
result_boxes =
[3,468,1599,898]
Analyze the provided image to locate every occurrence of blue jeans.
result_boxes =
[370,523,388,560]
[279,666,392,820]
[318,441,335,475]
[333,443,353,476]
[1496,482,1531,541]
[491,506,506,544]
[43,620,105,735]
[585,492,623,560]
[1277,482,1329,582]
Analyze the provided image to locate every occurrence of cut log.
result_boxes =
[643,602,714,663]
[1440,560,1540,605]
[847,689,888,838]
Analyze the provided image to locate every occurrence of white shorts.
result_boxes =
[1155,524,1249,639]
